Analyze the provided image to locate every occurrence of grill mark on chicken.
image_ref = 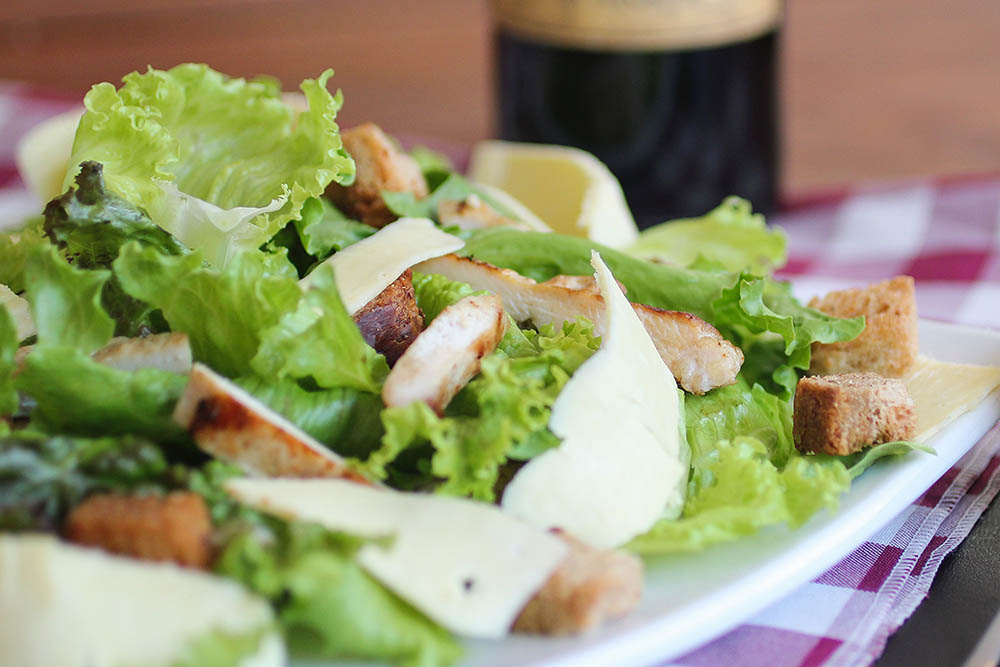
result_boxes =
[416,254,742,394]
[352,269,424,366]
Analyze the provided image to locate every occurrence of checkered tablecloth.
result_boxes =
[2,82,999,667]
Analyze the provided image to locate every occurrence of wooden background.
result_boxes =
[3,0,998,195]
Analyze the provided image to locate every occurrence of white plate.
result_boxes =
[444,319,1000,667]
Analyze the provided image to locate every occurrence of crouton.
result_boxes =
[794,373,917,456]
[326,123,428,228]
[64,492,214,569]
[352,269,424,366]
[809,276,918,377]
[513,533,643,635]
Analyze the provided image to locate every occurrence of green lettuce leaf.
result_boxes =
[684,375,794,468]
[815,441,936,480]
[216,521,461,667]
[250,263,389,393]
[24,243,113,353]
[66,64,355,266]
[628,196,787,274]
[235,376,384,460]
[383,171,524,225]
[15,346,188,443]
[0,216,47,293]
[43,161,187,336]
[114,242,301,377]
[0,433,169,530]
[628,437,851,554]
[0,306,16,415]
[365,320,599,500]
[294,196,374,259]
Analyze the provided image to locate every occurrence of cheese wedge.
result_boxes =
[0,284,35,342]
[301,217,464,313]
[0,535,283,667]
[501,251,688,549]
[226,478,569,639]
[903,355,1000,442]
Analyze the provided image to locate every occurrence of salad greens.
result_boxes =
[0,62,931,666]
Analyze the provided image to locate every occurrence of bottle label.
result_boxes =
[491,0,782,51]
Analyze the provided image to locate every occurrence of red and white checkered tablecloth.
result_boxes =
[2,83,999,667]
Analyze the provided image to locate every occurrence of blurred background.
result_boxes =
[2,0,998,196]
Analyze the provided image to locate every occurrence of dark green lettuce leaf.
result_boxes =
[23,243,113,353]
[15,347,188,444]
[0,306,16,415]
[0,433,168,530]
[114,242,301,377]
[0,216,47,293]
[293,196,374,260]
[235,376,384,460]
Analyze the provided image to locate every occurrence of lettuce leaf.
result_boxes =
[66,64,355,266]
[216,521,461,667]
[235,376,384,460]
[15,347,188,444]
[365,320,599,500]
[0,432,170,531]
[294,196,374,259]
[250,263,389,394]
[684,375,794,468]
[114,242,301,377]
[627,196,787,274]
[0,306,19,415]
[0,217,46,293]
[24,243,113,353]
[628,437,851,554]
[815,441,936,480]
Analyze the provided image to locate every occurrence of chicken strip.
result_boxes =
[383,294,507,414]
[415,254,742,394]
[326,123,428,228]
[437,195,533,232]
[91,332,193,374]
[64,492,214,569]
[352,269,424,366]
[173,364,371,483]
[513,533,643,635]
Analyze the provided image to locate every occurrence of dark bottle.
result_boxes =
[492,0,780,228]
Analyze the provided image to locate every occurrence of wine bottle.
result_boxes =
[491,0,781,228]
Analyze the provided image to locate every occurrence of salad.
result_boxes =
[0,64,932,666]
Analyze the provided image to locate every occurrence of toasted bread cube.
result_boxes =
[326,123,428,228]
[794,373,917,456]
[64,492,215,569]
[808,276,918,378]
[513,533,642,636]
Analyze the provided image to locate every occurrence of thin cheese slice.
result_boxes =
[903,355,1000,442]
[301,217,464,313]
[500,251,688,549]
[0,284,35,342]
[0,535,283,667]
[226,478,569,639]
[15,107,84,203]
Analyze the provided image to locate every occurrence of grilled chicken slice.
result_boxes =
[326,123,428,228]
[173,364,371,482]
[352,269,424,366]
[91,332,193,374]
[415,254,742,394]
[382,294,507,414]
[437,195,533,232]
[514,533,643,635]
[64,492,215,569]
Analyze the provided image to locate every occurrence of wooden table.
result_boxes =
[2,0,999,196]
